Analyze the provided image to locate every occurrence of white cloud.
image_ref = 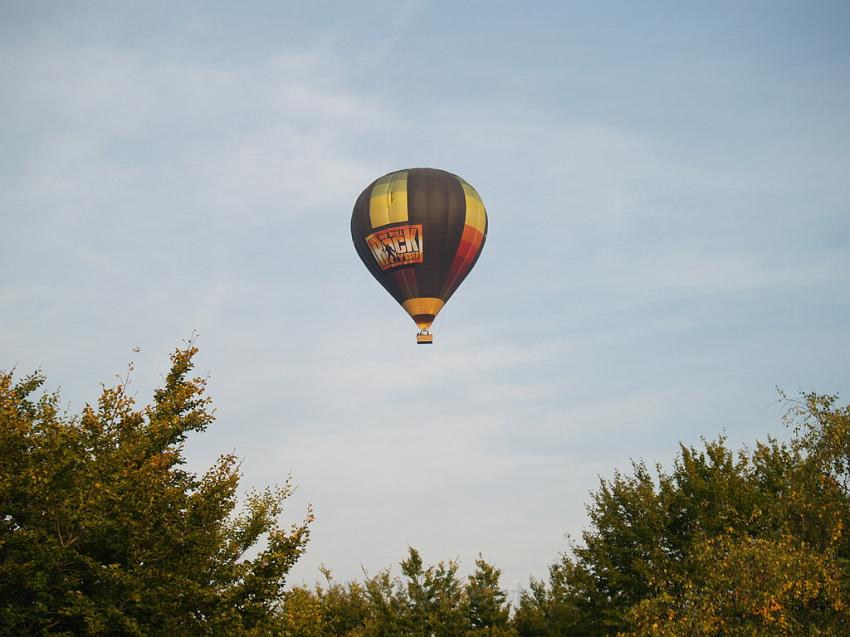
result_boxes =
[1,40,397,231]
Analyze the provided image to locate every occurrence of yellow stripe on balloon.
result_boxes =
[459,179,487,234]
[369,171,409,229]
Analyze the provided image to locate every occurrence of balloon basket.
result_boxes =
[416,331,433,345]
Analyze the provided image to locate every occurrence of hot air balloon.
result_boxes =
[351,168,488,344]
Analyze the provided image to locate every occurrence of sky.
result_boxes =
[2,0,849,596]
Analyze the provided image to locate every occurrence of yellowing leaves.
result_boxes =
[0,345,312,635]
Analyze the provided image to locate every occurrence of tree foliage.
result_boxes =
[278,548,515,637]
[514,392,850,636]
[0,346,311,636]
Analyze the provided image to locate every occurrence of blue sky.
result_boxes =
[2,1,849,593]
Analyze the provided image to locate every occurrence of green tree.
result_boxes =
[396,546,467,637]
[360,566,409,636]
[279,549,516,636]
[0,346,312,636]
[315,567,371,636]
[464,556,513,636]
[514,392,850,636]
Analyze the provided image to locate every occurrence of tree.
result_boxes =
[353,547,469,637]
[277,568,371,637]
[278,586,325,637]
[278,549,517,636]
[514,392,850,636]
[0,345,312,636]
[399,546,467,636]
[627,534,846,636]
[314,567,371,636]
[464,556,513,636]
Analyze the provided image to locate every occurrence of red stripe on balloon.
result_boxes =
[442,224,484,299]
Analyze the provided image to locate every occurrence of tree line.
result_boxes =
[2,346,848,635]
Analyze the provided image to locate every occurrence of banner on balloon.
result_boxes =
[365,224,424,271]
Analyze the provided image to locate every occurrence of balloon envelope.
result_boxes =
[350,168,488,340]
